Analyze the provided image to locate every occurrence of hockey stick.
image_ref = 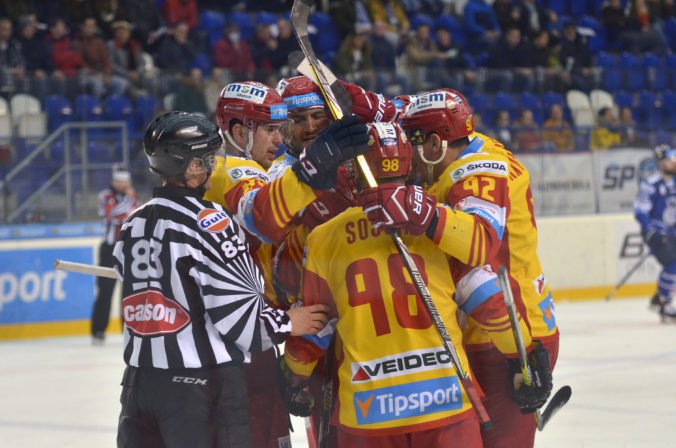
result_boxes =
[316,343,334,448]
[538,385,572,430]
[497,266,542,428]
[290,0,492,431]
[53,259,118,279]
[605,251,651,301]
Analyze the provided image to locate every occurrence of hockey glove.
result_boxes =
[292,115,370,191]
[509,342,553,413]
[339,80,397,123]
[359,184,438,235]
[277,357,316,417]
[300,166,356,228]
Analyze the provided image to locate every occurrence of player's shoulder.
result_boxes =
[268,152,296,180]
[444,136,510,184]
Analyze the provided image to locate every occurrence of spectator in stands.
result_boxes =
[118,0,164,51]
[433,27,477,93]
[76,17,127,97]
[650,0,676,20]
[559,20,594,92]
[162,0,198,30]
[473,112,493,137]
[0,18,25,84]
[463,0,501,52]
[405,19,440,91]
[46,18,83,81]
[203,67,227,117]
[269,18,299,73]
[367,0,410,46]
[212,23,254,81]
[603,0,666,53]
[173,67,208,115]
[155,21,197,75]
[531,30,566,91]
[542,103,574,151]
[250,23,277,83]
[334,29,376,90]
[486,27,534,92]
[619,106,641,145]
[591,106,622,150]
[330,0,372,38]
[495,109,512,145]
[493,0,521,31]
[514,108,542,152]
[16,15,52,96]
[108,21,144,97]
[371,19,407,94]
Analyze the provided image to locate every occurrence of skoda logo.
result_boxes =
[452,169,464,180]
[231,169,242,179]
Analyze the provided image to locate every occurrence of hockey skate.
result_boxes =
[658,300,676,323]
[649,293,661,310]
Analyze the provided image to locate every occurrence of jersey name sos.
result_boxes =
[345,218,385,243]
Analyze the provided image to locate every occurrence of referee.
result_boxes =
[113,112,328,448]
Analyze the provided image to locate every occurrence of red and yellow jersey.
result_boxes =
[204,154,317,245]
[284,207,529,435]
[426,133,557,349]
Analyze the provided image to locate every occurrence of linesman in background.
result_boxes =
[91,163,139,345]
[113,112,329,447]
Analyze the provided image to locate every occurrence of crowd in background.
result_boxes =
[1,0,675,153]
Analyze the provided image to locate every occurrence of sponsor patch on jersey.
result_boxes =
[221,82,268,104]
[197,208,230,233]
[269,104,288,120]
[284,92,325,110]
[351,347,452,383]
[353,376,463,425]
[538,292,556,331]
[123,291,191,336]
[533,273,546,296]
[450,160,508,182]
[454,265,502,313]
[405,92,446,116]
[372,122,398,147]
[455,196,506,240]
[227,166,269,183]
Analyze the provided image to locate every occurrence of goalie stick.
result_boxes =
[290,0,493,433]
[605,251,651,301]
[497,266,571,431]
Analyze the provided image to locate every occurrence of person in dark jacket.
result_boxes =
[154,21,197,75]
[487,27,534,92]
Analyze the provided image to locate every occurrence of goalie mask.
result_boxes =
[216,81,289,159]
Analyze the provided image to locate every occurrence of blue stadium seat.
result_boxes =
[43,94,73,132]
[519,92,544,124]
[228,12,255,40]
[199,10,226,32]
[309,13,340,63]
[190,53,212,75]
[597,52,622,92]
[667,54,676,89]
[636,91,661,130]
[410,14,434,30]
[256,12,278,25]
[547,0,568,15]
[620,52,644,91]
[571,0,589,17]
[664,18,676,51]
[542,91,564,110]
[467,92,491,124]
[135,95,159,134]
[579,16,605,54]
[642,53,666,91]
[614,90,634,109]
[493,93,517,119]
[434,15,465,47]
[661,91,676,129]
[104,94,135,136]
[74,94,103,121]
[86,141,114,163]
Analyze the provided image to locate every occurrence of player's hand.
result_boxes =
[276,357,315,417]
[292,115,369,190]
[359,184,438,235]
[339,80,396,123]
[287,304,330,336]
[509,342,553,413]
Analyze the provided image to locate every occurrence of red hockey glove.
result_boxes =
[276,357,315,417]
[339,80,396,123]
[300,165,356,228]
[359,184,437,235]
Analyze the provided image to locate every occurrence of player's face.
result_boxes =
[660,156,676,175]
[287,108,331,152]
[251,122,285,170]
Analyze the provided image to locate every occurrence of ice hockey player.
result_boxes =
[281,121,545,448]
[204,81,370,448]
[360,89,556,448]
[114,111,329,448]
[634,144,676,320]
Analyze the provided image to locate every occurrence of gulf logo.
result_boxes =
[197,209,230,233]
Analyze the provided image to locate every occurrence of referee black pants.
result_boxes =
[117,365,252,448]
[91,241,116,336]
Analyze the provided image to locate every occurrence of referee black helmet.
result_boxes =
[144,111,223,179]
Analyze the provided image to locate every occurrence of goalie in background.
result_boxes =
[634,145,676,320]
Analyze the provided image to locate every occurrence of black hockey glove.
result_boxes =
[509,342,553,413]
[292,115,369,191]
[276,357,316,417]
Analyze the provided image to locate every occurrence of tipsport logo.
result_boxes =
[538,292,556,331]
[353,377,463,425]
[270,104,288,120]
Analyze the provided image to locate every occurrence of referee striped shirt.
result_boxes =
[113,186,291,369]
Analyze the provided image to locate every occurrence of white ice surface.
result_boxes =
[1,298,675,447]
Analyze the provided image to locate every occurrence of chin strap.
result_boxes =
[223,128,254,159]
[415,140,448,185]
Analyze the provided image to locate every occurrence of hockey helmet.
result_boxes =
[363,122,412,180]
[655,144,676,161]
[401,89,474,147]
[216,81,288,134]
[144,111,222,179]
[391,94,419,121]
[276,76,326,112]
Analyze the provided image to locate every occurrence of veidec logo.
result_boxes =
[197,208,230,233]
[353,377,463,425]
[123,291,191,336]
[351,348,452,383]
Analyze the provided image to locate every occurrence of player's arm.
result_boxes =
[633,179,656,235]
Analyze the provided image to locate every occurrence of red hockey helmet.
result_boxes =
[276,76,326,112]
[392,94,419,121]
[363,122,412,180]
[216,81,288,134]
[401,89,474,146]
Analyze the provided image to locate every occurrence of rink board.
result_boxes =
[0,213,659,339]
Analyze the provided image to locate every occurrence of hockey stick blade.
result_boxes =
[538,385,572,431]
